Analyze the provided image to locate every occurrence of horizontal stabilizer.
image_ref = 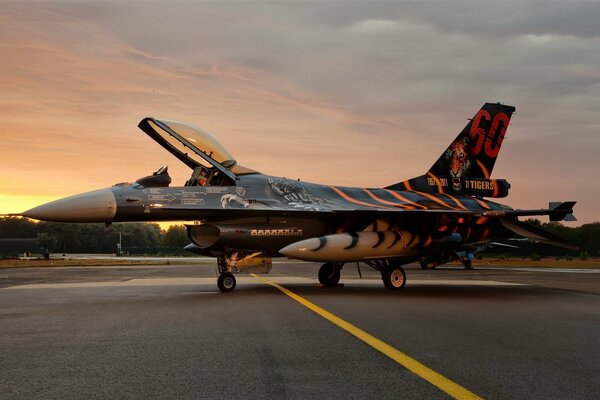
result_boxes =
[481,201,577,222]
[499,218,579,251]
[488,241,520,249]
[549,201,577,222]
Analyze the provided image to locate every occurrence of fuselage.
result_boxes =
[23,172,512,259]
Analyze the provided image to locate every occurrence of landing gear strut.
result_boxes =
[217,255,237,292]
[318,262,342,287]
[457,251,475,270]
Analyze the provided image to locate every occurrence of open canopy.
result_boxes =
[138,117,236,172]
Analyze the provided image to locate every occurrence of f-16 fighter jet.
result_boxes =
[23,103,577,292]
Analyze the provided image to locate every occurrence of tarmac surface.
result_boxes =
[1,262,598,399]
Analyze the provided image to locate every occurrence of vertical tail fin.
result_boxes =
[387,102,515,198]
[430,102,515,180]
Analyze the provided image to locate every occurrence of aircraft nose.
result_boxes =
[23,189,117,223]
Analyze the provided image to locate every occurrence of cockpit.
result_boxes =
[137,117,255,187]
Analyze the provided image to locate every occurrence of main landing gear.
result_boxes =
[318,262,342,287]
[317,260,407,291]
[418,251,475,270]
[458,252,475,270]
[365,260,407,291]
[382,265,406,290]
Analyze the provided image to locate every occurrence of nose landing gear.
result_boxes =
[217,255,237,292]
[217,272,236,292]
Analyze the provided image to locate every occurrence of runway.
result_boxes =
[1,262,599,399]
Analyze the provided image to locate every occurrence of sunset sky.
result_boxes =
[1,1,599,225]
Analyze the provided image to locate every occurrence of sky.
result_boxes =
[1,1,599,225]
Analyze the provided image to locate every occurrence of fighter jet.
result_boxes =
[23,103,577,292]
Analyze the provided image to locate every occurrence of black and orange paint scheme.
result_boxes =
[23,103,577,292]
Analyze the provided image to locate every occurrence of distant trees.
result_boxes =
[477,219,600,258]
[0,217,38,238]
[0,217,188,256]
[36,232,57,252]
[161,225,189,247]
[522,219,600,257]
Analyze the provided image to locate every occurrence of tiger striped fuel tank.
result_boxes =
[279,231,462,262]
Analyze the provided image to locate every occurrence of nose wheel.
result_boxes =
[216,255,238,292]
[217,272,236,292]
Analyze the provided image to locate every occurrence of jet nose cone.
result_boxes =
[23,189,117,223]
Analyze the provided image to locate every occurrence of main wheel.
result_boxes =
[382,266,406,290]
[463,259,473,269]
[318,262,341,287]
[217,273,236,292]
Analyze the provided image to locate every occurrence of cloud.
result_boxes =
[348,19,403,34]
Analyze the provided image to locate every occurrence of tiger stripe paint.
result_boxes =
[374,231,386,248]
[476,159,491,179]
[473,197,492,210]
[314,237,327,251]
[414,191,459,210]
[344,232,359,250]
[441,194,468,210]
[364,189,414,209]
[423,234,433,247]
[329,186,394,209]
[383,189,428,209]
[491,179,500,197]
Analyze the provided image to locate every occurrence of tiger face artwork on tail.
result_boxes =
[446,137,471,191]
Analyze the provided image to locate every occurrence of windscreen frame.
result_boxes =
[138,117,237,182]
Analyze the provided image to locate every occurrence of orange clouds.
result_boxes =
[0,5,415,195]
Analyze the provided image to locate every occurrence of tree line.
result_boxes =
[481,219,600,258]
[0,217,189,256]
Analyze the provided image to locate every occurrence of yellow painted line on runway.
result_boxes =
[251,274,483,400]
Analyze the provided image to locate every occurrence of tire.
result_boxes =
[318,263,341,287]
[217,273,236,292]
[382,266,406,290]
[318,263,332,284]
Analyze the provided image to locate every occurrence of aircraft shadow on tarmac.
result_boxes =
[188,282,572,300]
